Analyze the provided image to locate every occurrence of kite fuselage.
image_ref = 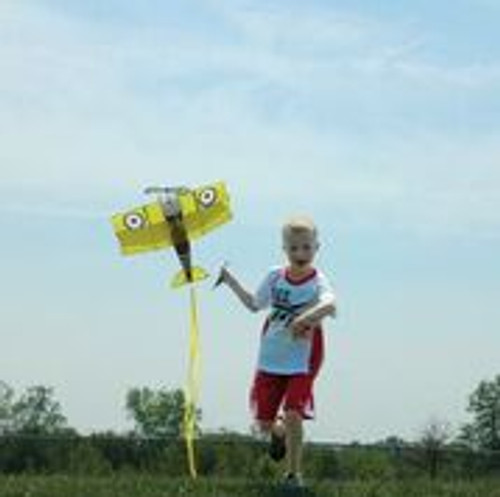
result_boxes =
[158,191,194,282]
[167,215,193,282]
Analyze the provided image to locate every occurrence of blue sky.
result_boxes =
[1,0,500,442]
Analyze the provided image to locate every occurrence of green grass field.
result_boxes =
[1,476,500,497]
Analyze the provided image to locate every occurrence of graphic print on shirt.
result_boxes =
[267,285,312,331]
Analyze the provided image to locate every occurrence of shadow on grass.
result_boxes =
[174,478,318,497]
[243,481,317,497]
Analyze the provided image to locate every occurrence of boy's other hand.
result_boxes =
[290,317,314,340]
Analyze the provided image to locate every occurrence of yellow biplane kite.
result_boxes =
[111,181,232,288]
[111,181,232,479]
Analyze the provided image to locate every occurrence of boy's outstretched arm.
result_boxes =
[218,266,260,313]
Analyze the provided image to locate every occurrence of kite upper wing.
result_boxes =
[179,181,232,241]
[111,181,232,256]
[111,201,173,255]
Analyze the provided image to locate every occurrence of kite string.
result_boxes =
[183,286,201,479]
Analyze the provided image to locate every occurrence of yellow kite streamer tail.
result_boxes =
[183,286,202,479]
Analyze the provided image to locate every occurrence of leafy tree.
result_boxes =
[0,381,14,434]
[460,375,500,450]
[125,387,201,438]
[11,385,68,435]
[418,417,451,479]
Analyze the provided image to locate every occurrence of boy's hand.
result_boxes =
[290,316,314,340]
[213,263,231,288]
[219,265,232,284]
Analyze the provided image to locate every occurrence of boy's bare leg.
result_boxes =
[284,409,303,475]
[258,419,285,438]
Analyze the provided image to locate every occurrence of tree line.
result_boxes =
[1,376,500,479]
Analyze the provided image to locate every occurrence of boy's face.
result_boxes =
[283,231,318,268]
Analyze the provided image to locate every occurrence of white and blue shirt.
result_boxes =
[254,267,335,375]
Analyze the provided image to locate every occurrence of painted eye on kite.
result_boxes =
[198,188,217,208]
[124,212,146,231]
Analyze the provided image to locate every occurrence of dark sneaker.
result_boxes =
[268,431,286,461]
[282,472,305,488]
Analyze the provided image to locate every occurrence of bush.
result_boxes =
[305,446,340,480]
[339,447,395,480]
[65,442,112,475]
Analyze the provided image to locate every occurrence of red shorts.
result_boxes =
[250,326,324,421]
[250,371,317,421]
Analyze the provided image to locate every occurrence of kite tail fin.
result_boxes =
[171,267,209,289]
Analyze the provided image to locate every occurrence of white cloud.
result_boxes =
[1,0,500,238]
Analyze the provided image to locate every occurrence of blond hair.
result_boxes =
[282,215,318,241]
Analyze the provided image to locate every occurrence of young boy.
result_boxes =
[218,216,336,486]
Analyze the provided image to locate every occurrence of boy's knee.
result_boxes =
[284,409,303,424]
[257,420,274,433]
